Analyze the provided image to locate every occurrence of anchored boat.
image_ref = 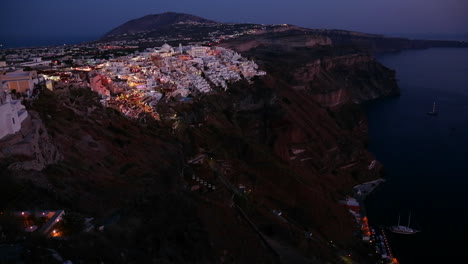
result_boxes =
[427,101,438,116]
[389,212,420,235]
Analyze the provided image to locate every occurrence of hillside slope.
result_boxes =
[104,12,217,37]
[2,29,400,264]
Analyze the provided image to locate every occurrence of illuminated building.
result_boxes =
[90,73,111,97]
[160,43,173,53]
[0,70,38,94]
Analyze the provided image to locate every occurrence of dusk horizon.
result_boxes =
[2,0,468,41]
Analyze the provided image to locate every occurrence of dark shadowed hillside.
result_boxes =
[1,34,399,262]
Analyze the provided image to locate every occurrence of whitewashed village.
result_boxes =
[91,44,266,120]
[0,43,265,263]
[0,43,266,141]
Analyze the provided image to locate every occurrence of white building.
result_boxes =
[190,46,207,57]
[160,43,174,53]
[20,57,52,68]
[108,61,129,75]
[0,82,28,140]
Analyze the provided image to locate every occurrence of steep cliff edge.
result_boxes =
[293,54,398,107]
[221,30,399,107]
[161,73,386,262]
[213,29,396,261]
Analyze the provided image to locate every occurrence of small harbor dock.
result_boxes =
[340,179,399,263]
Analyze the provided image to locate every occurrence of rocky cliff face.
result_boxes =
[292,54,398,107]
[155,73,385,263]
[212,29,397,261]
[222,30,399,108]
[0,111,62,171]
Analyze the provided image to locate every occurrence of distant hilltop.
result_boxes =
[101,12,468,53]
[104,12,218,37]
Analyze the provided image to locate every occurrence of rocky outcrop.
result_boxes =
[222,31,399,108]
[291,54,399,107]
[0,111,62,171]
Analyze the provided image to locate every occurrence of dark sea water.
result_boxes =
[365,48,468,263]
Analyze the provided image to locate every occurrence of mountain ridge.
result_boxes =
[104,12,217,37]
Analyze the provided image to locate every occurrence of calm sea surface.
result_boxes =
[365,48,468,263]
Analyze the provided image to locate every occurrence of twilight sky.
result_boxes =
[1,0,467,40]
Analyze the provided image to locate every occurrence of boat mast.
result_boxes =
[408,212,411,227]
[397,213,400,226]
[433,102,436,113]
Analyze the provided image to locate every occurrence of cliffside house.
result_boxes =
[0,70,38,95]
[0,82,28,140]
[90,73,111,97]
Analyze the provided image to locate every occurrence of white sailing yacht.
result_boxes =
[427,101,438,116]
[389,212,420,235]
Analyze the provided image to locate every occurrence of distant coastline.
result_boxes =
[386,33,468,42]
[2,32,467,50]
[0,35,98,49]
